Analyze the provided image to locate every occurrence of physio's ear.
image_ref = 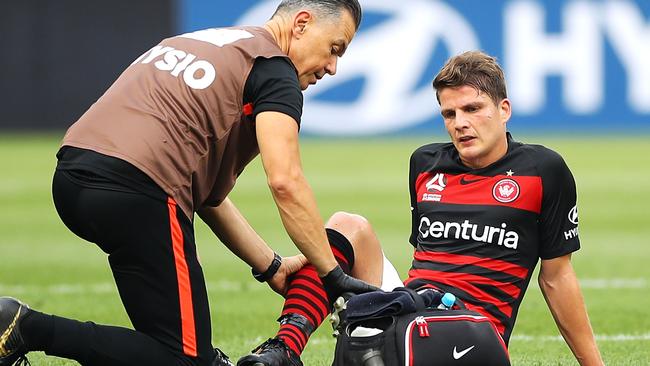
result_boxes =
[292,11,312,39]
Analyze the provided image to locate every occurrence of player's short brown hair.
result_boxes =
[432,51,507,105]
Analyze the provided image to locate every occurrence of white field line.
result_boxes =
[511,333,650,342]
[0,282,647,344]
[304,334,650,344]
[532,278,648,290]
[0,278,646,295]
[0,280,266,295]
[578,278,647,289]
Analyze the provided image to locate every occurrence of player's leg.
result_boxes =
[237,212,401,366]
[327,212,403,292]
[0,169,222,366]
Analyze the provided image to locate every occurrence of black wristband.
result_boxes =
[252,252,282,283]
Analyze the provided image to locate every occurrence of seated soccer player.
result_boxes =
[238,51,603,366]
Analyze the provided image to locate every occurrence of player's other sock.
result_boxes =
[276,228,355,356]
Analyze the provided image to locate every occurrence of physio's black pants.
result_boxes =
[22,169,214,366]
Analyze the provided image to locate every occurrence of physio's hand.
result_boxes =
[320,265,380,305]
[268,254,308,296]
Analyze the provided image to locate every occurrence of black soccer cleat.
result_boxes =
[0,297,30,366]
[212,347,234,366]
[237,338,303,366]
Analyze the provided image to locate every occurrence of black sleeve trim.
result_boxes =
[409,149,421,247]
[535,147,581,259]
[243,56,303,125]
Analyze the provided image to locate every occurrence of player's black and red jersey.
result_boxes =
[404,133,580,344]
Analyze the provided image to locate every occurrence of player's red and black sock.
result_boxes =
[275,228,355,356]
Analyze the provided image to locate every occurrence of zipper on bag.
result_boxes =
[415,316,429,337]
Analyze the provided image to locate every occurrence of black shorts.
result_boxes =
[51,167,213,365]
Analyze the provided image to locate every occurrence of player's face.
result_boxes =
[288,10,356,90]
[438,85,511,169]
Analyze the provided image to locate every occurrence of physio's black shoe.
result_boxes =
[0,297,30,366]
[212,347,234,366]
[237,338,302,366]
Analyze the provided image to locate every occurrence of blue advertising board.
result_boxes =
[179,0,650,135]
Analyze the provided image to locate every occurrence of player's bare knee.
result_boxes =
[327,211,379,255]
[327,211,370,242]
[327,212,383,285]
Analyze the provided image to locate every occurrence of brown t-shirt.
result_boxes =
[62,27,292,217]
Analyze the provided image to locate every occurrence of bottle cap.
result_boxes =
[441,293,456,308]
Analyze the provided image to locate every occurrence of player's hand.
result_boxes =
[267,254,308,296]
[320,265,380,305]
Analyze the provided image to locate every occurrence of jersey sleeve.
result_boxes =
[243,56,303,125]
[537,149,581,259]
[408,150,420,247]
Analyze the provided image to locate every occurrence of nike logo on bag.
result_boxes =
[453,345,475,359]
[459,177,487,185]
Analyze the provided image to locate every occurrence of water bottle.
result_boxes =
[437,292,456,310]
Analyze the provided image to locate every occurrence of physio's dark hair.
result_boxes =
[273,0,363,30]
[432,50,507,105]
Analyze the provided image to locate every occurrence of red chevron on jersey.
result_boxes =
[405,269,517,319]
[406,269,521,302]
[413,251,530,280]
[415,172,542,214]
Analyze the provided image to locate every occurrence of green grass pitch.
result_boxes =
[0,134,648,365]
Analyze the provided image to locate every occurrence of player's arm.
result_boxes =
[247,57,377,299]
[256,112,378,301]
[198,198,307,295]
[255,111,337,275]
[539,255,603,365]
[536,148,603,365]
